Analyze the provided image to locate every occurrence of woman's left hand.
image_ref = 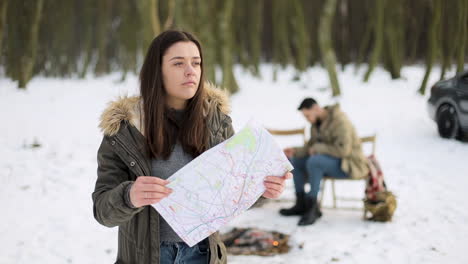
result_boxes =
[262,172,293,199]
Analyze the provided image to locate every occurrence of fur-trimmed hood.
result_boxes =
[99,82,231,136]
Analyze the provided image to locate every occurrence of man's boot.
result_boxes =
[298,196,320,226]
[279,192,306,216]
[316,203,323,218]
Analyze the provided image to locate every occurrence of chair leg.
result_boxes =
[319,179,325,207]
[362,180,367,219]
[331,179,337,209]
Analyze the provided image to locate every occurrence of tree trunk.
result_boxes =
[384,0,403,79]
[248,0,263,77]
[291,0,309,73]
[439,1,455,80]
[163,0,175,30]
[117,0,139,81]
[94,0,111,76]
[304,0,323,66]
[198,0,217,83]
[419,0,442,95]
[219,0,238,93]
[79,0,94,78]
[173,0,196,33]
[363,0,385,82]
[405,1,423,63]
[150,0,161,36]
[456,0,467,73]
[137,0,154,58]
[0,0,8,57]
[319,0,341,97]
[272,0,292,67]
[18,0,44,88]
[337,0,350,70]
[355,0,373,72]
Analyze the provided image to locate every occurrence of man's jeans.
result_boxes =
[160,239,209,264]
[290,154,349,198]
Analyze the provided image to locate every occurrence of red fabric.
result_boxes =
[365,155,386,201]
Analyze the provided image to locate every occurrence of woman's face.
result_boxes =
[162,41,202,110]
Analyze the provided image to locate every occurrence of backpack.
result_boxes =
[364,155,397,222]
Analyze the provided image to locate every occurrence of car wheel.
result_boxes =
[436,104,459,139]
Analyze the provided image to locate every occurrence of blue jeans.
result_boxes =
[160,239,209,264]
[291,154,349,198]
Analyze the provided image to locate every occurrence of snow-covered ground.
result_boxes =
[1,65,467,263]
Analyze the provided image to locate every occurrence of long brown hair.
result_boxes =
[139,30,207,159]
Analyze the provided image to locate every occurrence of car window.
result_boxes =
[461,74,468,84]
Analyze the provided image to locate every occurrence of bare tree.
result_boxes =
[319,0,341,96]
[150,0,161,36]
[197,0,217,83]
[0,0,8,58]
[456,0,467,73]
[419,0,442,95]
[2,0,467,91]
[18,0,44,88]
[94,0,111,76]
[219,0,238,93]
[291,0,309,73]
[363,0,384,82]
[163,0,175,30]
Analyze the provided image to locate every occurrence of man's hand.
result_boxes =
[262,172,293,199]
[308,147,316,156]
[130,176,173,207]
[284,148,295,158]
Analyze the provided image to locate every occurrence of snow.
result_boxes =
[1,65,467,263]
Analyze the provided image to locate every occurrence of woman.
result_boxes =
[92,30,291,264]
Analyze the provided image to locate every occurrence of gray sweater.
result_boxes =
[124,110,193,242]
[151,142,193,242]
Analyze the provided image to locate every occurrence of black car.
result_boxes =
[427,70,468,139]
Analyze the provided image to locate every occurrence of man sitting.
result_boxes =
[280,98,369,226]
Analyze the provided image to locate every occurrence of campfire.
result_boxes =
[221,228,290,256]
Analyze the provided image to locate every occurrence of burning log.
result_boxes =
[221,228,290,256]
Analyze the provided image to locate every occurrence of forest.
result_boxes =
[0,0,467,95]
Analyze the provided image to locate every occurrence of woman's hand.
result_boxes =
[262,172,293,199]
[130,176,173,207]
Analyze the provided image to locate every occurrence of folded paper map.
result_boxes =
[153,120,293,246]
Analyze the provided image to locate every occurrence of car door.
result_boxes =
[455,72,468,130]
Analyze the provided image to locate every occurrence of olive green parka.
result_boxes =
[92,83,233,263]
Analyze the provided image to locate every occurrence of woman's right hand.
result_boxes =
[129,176,173,207]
